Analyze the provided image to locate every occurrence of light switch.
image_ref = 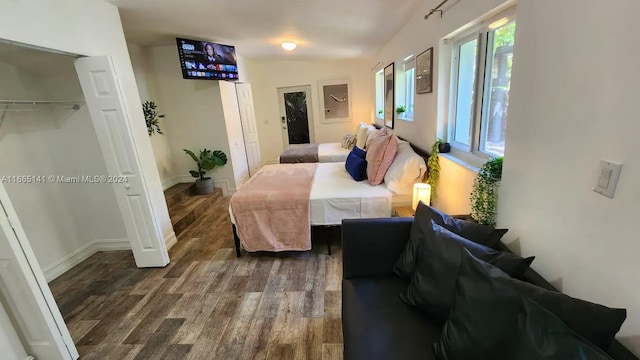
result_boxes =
[597,168,612,188]
[593,160,622,199]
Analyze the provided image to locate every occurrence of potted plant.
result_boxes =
[438,141,451,153]
[396,105,407,116]
[469,156,504,226]
[183,148,228,195]
[378,109,384,116]
[426,139,443,200]
[143,100,165,136]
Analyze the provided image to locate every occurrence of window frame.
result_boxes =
[446,9,516,159]
[402,56,416,120]
[375,69,384,120]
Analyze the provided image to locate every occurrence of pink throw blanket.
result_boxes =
[230,163,317,252]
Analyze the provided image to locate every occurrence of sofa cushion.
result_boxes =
[343,277,440,360]
[401,221,534,322]
[509,297,614,360]
[393,202,508,279]
[434,251,626,358]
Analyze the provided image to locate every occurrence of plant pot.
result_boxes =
[195,177,214,195]
[438,143,451,153]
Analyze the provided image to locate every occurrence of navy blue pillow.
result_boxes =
[352,145,366,159]
[345,151,367,181]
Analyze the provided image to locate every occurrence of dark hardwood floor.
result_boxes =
[49,196,344,360]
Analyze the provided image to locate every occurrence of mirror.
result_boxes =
[384,63,395,129]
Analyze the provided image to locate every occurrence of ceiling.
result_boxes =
[107,0,424,59]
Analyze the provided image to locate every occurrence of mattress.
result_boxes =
[310,162,392,225]
[317,143,350,163]
[229,162,392,226]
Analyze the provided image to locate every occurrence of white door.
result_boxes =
[75,56,170,268]
[0,185,78,360]
[277,85,315,147]
[235,83,262,176]
[0,300,28,360]
[219,81,250,188]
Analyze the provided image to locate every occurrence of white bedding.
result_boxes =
[317,143,350,163]
[310,162,392,225]
[229,162,392,226]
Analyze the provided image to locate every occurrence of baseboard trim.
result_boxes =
[174,176,232,196]
[165,232,177,250]
[43,238,131,283]
[161,177,180,190]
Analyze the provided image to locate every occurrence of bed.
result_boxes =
[278,142,351,163]
[231,136,429,257]
[229,162,393,256]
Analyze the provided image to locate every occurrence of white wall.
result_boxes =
[0,56,127,278]
[374,0,511,211]
[128,43,175,189]
[244,58,373,164]
[0,0,174,249]
[498,0,640,354]
[143,45,240,194]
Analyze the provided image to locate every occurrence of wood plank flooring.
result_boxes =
[49,196,343,360]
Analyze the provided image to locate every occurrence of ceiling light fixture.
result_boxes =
[281,41,297,51]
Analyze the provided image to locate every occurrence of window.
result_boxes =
[448,15,516,158]
[375,70,384,119]
[403,56,416,119]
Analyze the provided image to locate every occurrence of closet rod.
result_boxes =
[0,100,83,110]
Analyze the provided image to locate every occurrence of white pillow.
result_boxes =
[384,142,427,194]
[355,125,369,149]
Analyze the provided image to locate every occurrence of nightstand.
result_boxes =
[393,206,415,217]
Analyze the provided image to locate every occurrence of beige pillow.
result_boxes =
[342,133,357,149]
[356,125,369,149]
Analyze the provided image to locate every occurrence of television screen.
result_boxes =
[176,38,238,80]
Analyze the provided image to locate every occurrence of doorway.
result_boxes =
[278,85,315,146]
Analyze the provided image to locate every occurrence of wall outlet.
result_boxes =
[593,160,622,199]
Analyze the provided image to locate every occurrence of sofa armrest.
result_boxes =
[342,217,413,279]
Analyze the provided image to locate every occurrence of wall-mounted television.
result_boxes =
[176,38,238,80]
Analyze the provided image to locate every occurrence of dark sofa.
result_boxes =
[341,217,638,360]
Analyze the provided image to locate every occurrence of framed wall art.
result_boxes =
[384,63,395,129]
[318,79,352,123]
[416,47,433,94]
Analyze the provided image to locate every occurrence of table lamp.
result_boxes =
[412,183,432,210]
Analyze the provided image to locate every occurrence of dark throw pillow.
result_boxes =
[352,145,366,159]
[509,297,614,360]
[434,251,626,359]
[393,202,508,278]
[345,150,367,181]
[400,221,534,322]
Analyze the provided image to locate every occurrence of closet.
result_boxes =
[0,41,168,359]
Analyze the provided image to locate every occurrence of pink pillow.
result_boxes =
[366,131,399,185]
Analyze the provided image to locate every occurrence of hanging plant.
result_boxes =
[426,138,443,200]
[470,156,504,226]
[143,100,165,136]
